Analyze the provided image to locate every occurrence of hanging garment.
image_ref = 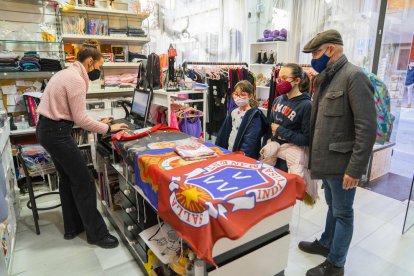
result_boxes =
[179,112,202,138]
[207,79,227,137]
[170,109,179,129]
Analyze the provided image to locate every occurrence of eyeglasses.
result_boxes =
[232,91,250,98]
[311,46,329,58]
[276,76,294,83]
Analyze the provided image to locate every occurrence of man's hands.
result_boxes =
[343,174,359,190]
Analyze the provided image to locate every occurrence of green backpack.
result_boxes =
[362,68,395,144]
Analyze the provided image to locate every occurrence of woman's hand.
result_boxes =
[109,123,128,132]
[100,116,113,124]
[271,123,280,136]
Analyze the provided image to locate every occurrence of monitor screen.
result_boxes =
[131,90,149,118]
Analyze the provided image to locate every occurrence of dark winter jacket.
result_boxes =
[310,55,376,179]
[270,93,312,146]
[215,107,267,159]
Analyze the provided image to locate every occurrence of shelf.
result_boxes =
[0,40,61,45]
[10,127,36,136]
[0,71,58,80]
[250,41,287,46]
[152,89,207,107]
[257,86,270,89]
[63,6,150,19]
[88,87,135,94]
[61,34,149,44]
[65,62,143,68]
[139,224,176,264]
[250,64,275,67]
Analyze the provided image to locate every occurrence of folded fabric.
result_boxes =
[174,142,217,161]
[0,51,18,59]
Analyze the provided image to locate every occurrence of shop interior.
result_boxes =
[0,0,414,275]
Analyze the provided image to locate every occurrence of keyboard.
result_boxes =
[110,118,142,130]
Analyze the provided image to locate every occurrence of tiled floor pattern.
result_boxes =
[11,187,414,276]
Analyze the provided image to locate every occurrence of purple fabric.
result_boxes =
[263,29,272,38]
[179,112,202,138]
[272,30,280,37]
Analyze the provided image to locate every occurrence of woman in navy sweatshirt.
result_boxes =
[263,63,312,170]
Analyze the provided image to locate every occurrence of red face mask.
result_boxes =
[275,80,293,95]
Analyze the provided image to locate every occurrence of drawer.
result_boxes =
[122,210,142,239]
[119,176,136,204]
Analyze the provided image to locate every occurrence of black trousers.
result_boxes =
[36,116,108,241]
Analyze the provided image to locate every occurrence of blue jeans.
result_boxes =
[319,178,356,267]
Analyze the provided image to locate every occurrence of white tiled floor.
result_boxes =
[11,187,414,276]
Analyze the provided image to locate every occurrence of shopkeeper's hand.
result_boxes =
[271,123,280,136]
[109,123,128,132]
[100,116,114,124]
[343,174,359,190]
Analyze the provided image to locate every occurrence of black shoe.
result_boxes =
[87,233,119,249]
[266,51,275,64]
[306,260,344,276]
[262,52,268,64]
[298,239,330,257]
[64,229,84,240]
[256,51,262,64]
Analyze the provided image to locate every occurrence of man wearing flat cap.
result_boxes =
[298,30,377,276]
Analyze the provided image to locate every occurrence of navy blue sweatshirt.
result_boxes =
[270,93,312,146]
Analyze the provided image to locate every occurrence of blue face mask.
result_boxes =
[311,53,330,73]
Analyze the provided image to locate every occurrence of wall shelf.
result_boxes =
[250,64,275,67]
[63,6,150,20]
[65,62,143,68]
[250,41,287,46]
[61,34,149,44]
[0,40,61,45]
[0,71,58,80]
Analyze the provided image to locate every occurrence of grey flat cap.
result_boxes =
[303,29,343,53]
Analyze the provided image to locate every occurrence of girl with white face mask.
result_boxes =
[215,80,267,159]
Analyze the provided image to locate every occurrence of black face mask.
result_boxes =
[88,69,101,81]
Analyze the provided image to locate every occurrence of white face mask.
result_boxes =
[234,97,250,107]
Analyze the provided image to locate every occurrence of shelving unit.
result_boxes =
[0,119,19,275]
[249,41,288,113]
[152,89,207,139]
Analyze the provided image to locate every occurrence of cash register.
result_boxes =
[98,87,153,158]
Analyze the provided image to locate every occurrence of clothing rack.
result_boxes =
[182,61,249,70]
